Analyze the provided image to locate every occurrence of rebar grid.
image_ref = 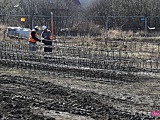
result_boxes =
[0,39,160,83]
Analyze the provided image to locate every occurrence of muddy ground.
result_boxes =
[0,28,159,120]
[0,66,159,120]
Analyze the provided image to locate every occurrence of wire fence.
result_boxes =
[0,15,159,119]
[0,38,160,83]
[1,14,160,37]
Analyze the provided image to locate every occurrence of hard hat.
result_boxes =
[42,25,47,30]
[34,26,39,30]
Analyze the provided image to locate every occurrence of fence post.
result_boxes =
[105,16,109,45]
[51,12,54,40]
[145,17,148,37]
[31,15,35,29]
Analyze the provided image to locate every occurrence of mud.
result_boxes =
[0,73,156,120]
[0,37,159,119]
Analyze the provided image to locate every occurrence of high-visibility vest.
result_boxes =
[28,33,38,43]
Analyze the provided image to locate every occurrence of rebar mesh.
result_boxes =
[0,38,159,83]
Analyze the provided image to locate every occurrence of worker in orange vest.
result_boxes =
[28,26,41,51]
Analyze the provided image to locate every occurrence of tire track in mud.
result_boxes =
[0,75,155,120]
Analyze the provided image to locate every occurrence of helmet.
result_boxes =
[34,26,39,30]
[42,25,47,30]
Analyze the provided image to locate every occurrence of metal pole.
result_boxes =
[105,16,109,45]
[31,15,34,29]
[51,12,54,40]
[145,17,148,37]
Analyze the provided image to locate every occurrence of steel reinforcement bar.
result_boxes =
[0,40,160,82]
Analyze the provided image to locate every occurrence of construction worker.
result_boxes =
[28,26,41,51]
[41,25,52,52]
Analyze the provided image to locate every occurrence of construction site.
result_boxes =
[0,24,160,119]
[0,0,160,119]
